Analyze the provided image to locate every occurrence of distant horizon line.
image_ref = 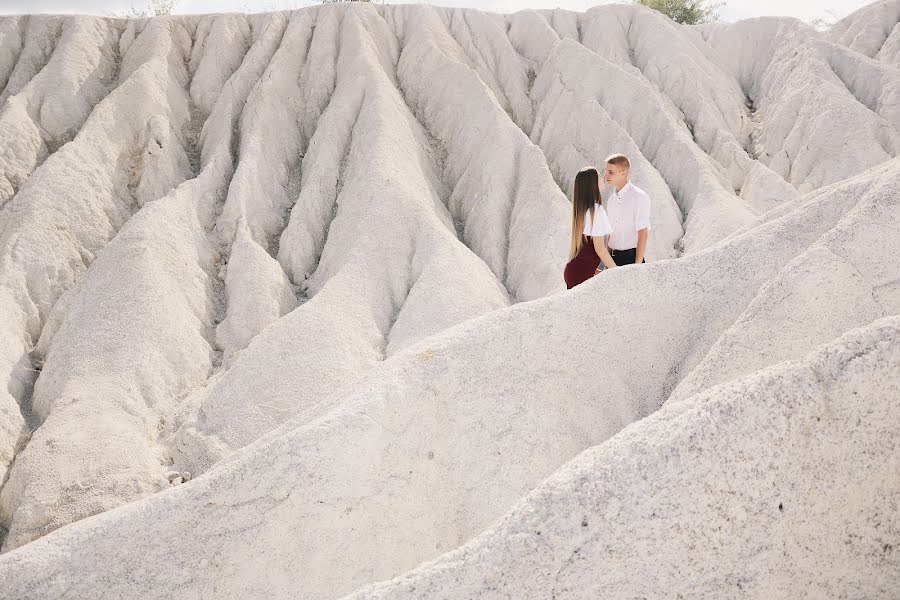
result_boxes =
[0,1,855,26]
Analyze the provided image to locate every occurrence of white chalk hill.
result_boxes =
[0,1,897,598]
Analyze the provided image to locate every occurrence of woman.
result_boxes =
[564,167,616,289]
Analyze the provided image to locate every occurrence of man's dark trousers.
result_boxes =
[610,248,646,266]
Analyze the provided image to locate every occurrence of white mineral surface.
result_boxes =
[0,1,897,598]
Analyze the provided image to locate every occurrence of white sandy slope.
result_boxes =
[0,1,897,598]
[829,0,900,61]
[0,15,200,545]
[0,154,897,600]
[351,316,900,599]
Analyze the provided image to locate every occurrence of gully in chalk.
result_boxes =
[564,154,652,289]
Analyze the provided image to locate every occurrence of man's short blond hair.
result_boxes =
[605,154,630,170]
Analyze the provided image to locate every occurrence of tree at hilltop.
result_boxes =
[110,0,179,18]
[633,0,724,25]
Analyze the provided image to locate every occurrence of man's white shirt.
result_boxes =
[606,181,651,251]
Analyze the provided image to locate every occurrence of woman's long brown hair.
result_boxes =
[570,167,601,260]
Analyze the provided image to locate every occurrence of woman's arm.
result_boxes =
[593,236,617,270]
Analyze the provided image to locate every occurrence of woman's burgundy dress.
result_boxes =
[564,235,599,289]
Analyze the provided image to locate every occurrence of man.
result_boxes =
[601,154,650,268]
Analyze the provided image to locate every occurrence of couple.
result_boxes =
[564,154,651,289]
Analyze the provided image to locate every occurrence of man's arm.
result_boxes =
[635,228,648,265]
[634,190,651,265]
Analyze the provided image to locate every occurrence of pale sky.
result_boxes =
[0,0,875,25]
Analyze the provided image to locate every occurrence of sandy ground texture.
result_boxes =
[0,0,898,598]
